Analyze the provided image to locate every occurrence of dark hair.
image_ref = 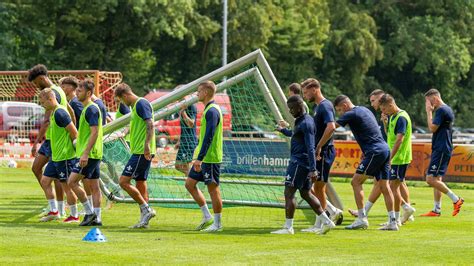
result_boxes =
[378,93,395,106]
[79,78,95,93]
[114,83,132,98]
[288,83,301,95]
[333,94,350,106]
[369,89,385,97]
[28,64,48,82]
[60,76,79,88]
[301,78,321,90]
[424,88,440,97]
[287,95,304,106]
[198,80,217,95]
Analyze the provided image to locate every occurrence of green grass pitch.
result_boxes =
[0,168,472,264]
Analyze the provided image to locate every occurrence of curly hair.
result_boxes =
[28,64,48,82]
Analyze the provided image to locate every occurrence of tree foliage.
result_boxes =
[0,0,472,126]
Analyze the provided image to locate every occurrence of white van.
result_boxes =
[0,101,45,142]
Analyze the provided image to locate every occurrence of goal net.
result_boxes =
[101,50,343,223]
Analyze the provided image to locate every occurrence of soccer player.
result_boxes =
[114,83,157,229]
[348,89,414,223]
[300,78,343,230]
[67,79,104,226]
[184,81,224,232]
[333,95,398,230]
[59,76,83,129]
[422,89,464,217]
[272,95,335,235]
[28,64,74,217]
[278,83,309,128]
[175,100,198,175]
[38,89,79,223]
[378,94,416,224]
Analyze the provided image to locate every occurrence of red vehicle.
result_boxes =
[145,90,232,147]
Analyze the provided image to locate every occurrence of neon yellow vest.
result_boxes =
[45,85,68,140]
[49,106,75,162]
[130,98,156,155]
[387,110,412,165]
[76,102,103,159]
[115,106,130,142]
[193,103,223,163]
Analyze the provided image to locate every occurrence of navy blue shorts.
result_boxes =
[427,150,451,177]
[285,161,312,190]
[316,145,336,183]
[390,164,409,181]
[72,158,101,179]
[176,145,195,163]
[43,159,77,182]
[38,140,51,157]
[188,163,221,185]
[122,154,152,181]
[356,149,390,181]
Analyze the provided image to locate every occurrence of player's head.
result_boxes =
[59,76,79,97]
[369,89,385,111]
[28,64,49,89]
[38,88,57,110]
[114,83,135,105]
[287,95,305,118]
[301,78,321,102]
[288,83,302,97]
[333,95,353,115]
[378,93,397,116]
[77,79,95,102]
[197,81,217,103]
[424,88,442,107]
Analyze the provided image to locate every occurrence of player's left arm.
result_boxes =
[304,121,317,180]
[79,107,99,167]
[56,109,77,141]
[144,118,153,160]
[63,102,75,126]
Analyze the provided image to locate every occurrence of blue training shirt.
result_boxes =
[197,101,220,161]
[135,98,153,121]
[432,104,454,153]
[85,105,100,127]
[54,108,72,128]
[313,99,335,148]
[289,113,316,171]
[179,104,198,147]
[93,99,108,126]
[336,106,389,154]
[69,97,83,128]
[118,102,131,116]
[391,115,408,136]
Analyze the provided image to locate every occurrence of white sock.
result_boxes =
[285,218,294,229]
[395,211,400,221]
[87,195,93,207]
[446,190,459,203]
[58,201,65,214]
[364,201,374,215]
[434,201,441,212]
[326,201,338,215]
[139,203,150,213]
[70,204,78,218]
[388,211,396,223]
[94,208,102,222]
[48,199,58,212]
[214,213,222,227]
[200,204,212,220]
[314,215,321,227]
[358,208,366,218]
[81,200,93,215]
[318,212,331,224]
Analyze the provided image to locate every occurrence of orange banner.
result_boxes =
[331,141,474,183]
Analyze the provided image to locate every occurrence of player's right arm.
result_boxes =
[79,106,99,167]
[32,109,51,156]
